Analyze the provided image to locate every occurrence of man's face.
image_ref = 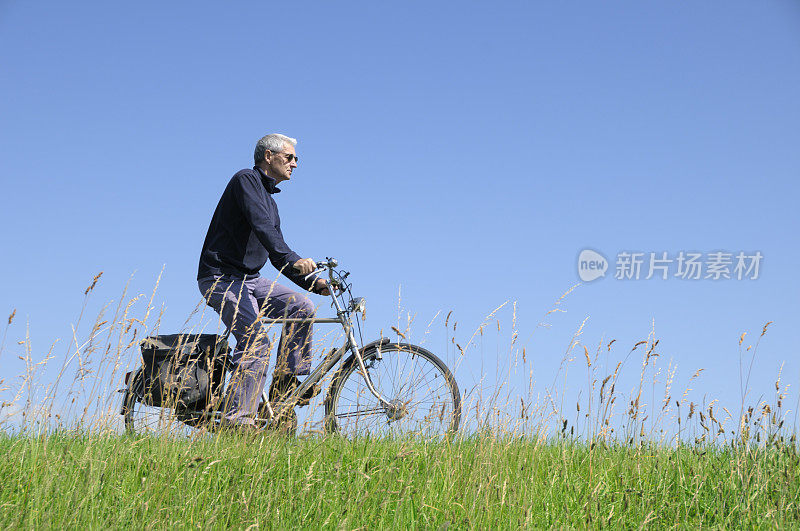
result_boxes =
[264,142,298,183]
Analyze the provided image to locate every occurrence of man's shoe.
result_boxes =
[269,374,321,407]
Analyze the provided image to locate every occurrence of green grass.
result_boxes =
[1,433,798,528]
[1,287,793,527]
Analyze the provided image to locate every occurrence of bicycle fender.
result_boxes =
[360,337,390,354]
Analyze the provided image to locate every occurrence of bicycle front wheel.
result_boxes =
[324,343,461,438]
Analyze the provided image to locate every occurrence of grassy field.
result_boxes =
[2,433,799,528]
[2,283,796,527]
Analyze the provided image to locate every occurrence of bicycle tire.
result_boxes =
[324,342,461,438]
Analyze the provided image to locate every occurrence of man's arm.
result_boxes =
[231,172,316,291]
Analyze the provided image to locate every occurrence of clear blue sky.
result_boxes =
[1,1,798,433]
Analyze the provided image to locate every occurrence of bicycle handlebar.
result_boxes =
[303,258,339,282]
[315,258,338,269]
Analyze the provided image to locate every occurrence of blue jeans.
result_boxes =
[198,275,314,425]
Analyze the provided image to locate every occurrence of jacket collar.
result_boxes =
[254,166,281,194]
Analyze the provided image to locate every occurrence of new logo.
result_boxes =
[578,249,608,282]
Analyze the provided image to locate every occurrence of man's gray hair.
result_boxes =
[254,133,297,164]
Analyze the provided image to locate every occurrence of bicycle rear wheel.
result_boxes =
[324,342,461,438]
[122,369,213,437]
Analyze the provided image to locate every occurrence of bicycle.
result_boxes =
[120,258,462,438]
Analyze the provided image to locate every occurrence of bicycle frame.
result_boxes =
[123,260,394,429]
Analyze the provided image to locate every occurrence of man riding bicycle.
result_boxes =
[197,133,329,431]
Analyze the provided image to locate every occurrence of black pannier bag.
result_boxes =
[139,334,229,411]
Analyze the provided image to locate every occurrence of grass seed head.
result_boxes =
[84,271,104,295]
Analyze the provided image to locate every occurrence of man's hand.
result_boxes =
[313,278,331,296]
[293,258,317,275]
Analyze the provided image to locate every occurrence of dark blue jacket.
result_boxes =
[197,167,313,290]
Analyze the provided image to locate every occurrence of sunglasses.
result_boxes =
[270,150,299,164]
